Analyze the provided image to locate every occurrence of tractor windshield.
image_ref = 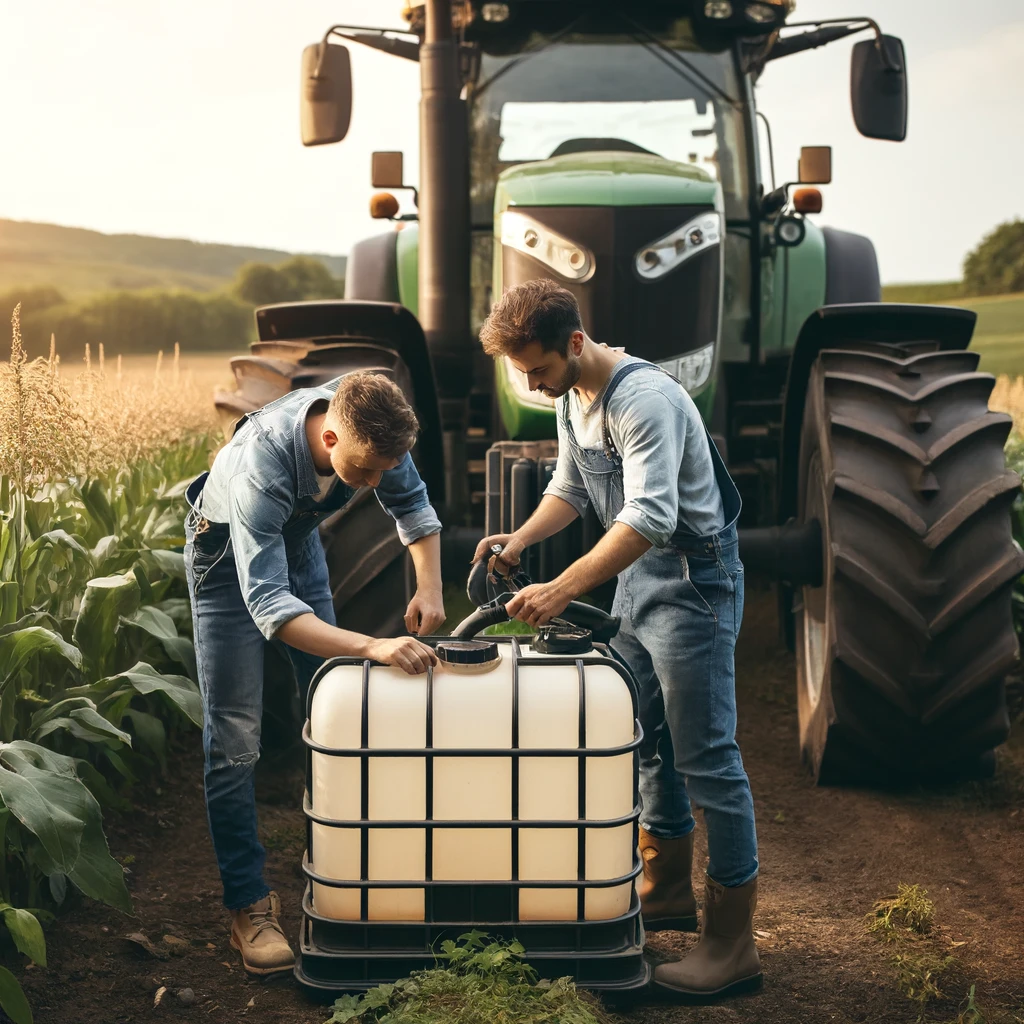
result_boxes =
[468,26,750,224]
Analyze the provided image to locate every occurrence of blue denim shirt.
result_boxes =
[193,377,442,640]
[545,356,725,546]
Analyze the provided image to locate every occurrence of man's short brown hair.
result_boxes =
[328,371,419,459]
[479,279,583,359]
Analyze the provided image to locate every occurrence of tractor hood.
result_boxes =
[492,150,724,437]
[495,151,721,210]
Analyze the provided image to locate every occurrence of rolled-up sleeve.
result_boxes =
[373,452,443,546]
[227,464,313,640]
[543,404,590,517]
[613,389,685,548]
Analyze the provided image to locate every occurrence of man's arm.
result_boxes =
[276,614,436,674]
[228,459,436,673]
[373,452,446,633]
[504,522,650,627]
[405,531,445,635]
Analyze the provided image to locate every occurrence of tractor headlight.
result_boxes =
[657,344,715,394]
[504,356,555,410]
[501,211,595,282]
[634,212,721,281]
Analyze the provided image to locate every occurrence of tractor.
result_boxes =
[215,0,1023,786]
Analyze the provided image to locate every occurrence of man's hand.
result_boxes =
[405,589,446,636]
[365,636,438,675]
[472,533,525,577]
[505,580,574,628]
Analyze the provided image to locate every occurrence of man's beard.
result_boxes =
[539,354,582,400]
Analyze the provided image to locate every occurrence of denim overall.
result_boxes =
[561,362,758,887]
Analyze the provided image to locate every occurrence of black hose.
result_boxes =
[451,595,621,642]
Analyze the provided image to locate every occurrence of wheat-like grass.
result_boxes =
[990,374,1024,439]
[2,305,231,485]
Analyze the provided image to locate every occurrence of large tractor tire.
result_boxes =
[795,340,1024,784]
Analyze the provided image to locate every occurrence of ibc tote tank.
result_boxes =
[298,632,649,994]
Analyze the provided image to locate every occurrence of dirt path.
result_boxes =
[15,585,1024,1024]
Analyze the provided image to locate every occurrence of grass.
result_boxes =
[880,287,1024,379]
[325,931,617,1024]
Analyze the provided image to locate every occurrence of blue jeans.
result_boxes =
[612,524,758,888]
[184,502,334,910]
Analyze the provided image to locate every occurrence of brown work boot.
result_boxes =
[229,891,295,976]
[653,875,762,1001]
[638,828,698,932]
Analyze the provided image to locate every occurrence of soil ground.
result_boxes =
[12,583,1024,1024]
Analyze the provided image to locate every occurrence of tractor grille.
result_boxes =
[501,204,720,362]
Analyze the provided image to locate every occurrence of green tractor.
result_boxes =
[216,0,1023,786]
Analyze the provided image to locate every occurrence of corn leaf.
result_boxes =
[0,964,32,1024]
[1,906,46,966]
[98,662,202,728]
[73,573,141,675]
[0,627,82,686]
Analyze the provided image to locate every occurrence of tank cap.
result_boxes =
[531,623,593,655]
[435,640,500,665]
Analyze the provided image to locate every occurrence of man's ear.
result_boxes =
[571,331,586,356]
[321,427,339,450]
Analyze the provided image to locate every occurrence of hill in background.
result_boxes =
[0,218,346,296]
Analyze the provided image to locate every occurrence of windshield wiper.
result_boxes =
[471,11,593,101]
[616,12,741,110]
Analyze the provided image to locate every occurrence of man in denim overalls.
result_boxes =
[476,280,760,1001]
[184,372,444,974]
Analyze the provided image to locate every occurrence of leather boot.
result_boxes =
[229,891,295,975]
[653,875,762,1000]
[637,828,698,932]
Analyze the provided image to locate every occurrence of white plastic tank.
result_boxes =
[308,635,637,923]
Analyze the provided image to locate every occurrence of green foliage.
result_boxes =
[18,289,252,359]
[0,437,211,1015]
[891,950,955,1009]
[865,882,935,941]
[964,219,1024,297]
[234,255,346,305]
[325,931,616,1024]
[12,253,345,358]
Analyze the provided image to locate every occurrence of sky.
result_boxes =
[1,1,1022,284]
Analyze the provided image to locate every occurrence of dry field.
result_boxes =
[1,304,241,480]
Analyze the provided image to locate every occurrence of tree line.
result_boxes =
[5,256,345,358]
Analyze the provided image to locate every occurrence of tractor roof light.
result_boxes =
[501,211,595,283]
[634,211,721,282]
[697,0,789,34]
[481,2,510,23]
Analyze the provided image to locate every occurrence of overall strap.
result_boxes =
[600,361,681,461]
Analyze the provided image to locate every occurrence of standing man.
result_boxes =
[184,371,445,975]
[474,280,760,1001]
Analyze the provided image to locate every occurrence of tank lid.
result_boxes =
[531,623,593,655]
[435,640,500,665]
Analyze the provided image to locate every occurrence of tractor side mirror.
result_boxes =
[798,146,832,185]
[300,42,352,146]
[372,152,405,189]
[851,35,908,142]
